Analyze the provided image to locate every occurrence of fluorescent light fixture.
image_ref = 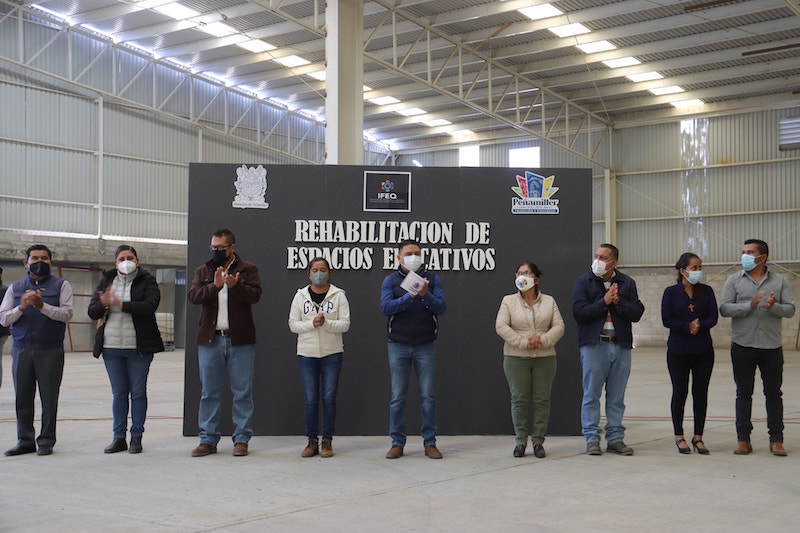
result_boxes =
[369,96,400,105]
[237,40,276,53]
[548,23,590,38]
[81,24,117,42]
[650,85,684,96]
[671,99,704,107]
[307,70,326,81]
[363,85,372,91]
[626,71,663,82]
[603,57,640,68]
[274,55,310,67]
[396,108,426,117]
[412,159,424,167]
[450,129,475,138]
[197,22,236,37]
[153,3,199,20]
[575,41,615,54]
[424,119,451,127]
[30,4,72,24]
[518,4,563,20]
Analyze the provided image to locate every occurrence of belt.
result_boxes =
[215,329,230,336]
[599,335,617,343]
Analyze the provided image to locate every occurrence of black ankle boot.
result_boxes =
[129,436,143,454]
[104,438,128,454]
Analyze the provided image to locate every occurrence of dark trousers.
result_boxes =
[666,348,714,436]
[11,346,65,448]
[730,343,784,442]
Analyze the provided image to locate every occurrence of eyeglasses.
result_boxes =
[515,270,534,277]
[209,245,230,252]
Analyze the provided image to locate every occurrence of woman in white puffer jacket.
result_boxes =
[288,257,350,459]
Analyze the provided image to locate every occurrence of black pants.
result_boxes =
[730,343,784,442]
[11,346,65,448]
[666,348,714,436]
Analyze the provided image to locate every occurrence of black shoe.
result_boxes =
[513,444,526,457]
[4,444,36,456]
[37,446,53,456]
[533,444,546,458]
[691,438,710,455]
[104,438,128,454]
[676,438,692,454]
[129,437,143,454]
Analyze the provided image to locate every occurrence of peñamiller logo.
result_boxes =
[363,170,411,212]
[511,171,560,215]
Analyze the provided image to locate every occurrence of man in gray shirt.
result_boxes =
[720,239,795,456]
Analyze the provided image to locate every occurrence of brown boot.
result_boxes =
[301,437,319,457]
[733,441,752,455]
[320,438,333,458]
[769,442,787,456]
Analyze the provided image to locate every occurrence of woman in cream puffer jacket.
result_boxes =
[495,262,565,459]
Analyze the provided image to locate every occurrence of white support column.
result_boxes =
[604,167,616,245]
[325,0,364,165]
[97,97,104,238]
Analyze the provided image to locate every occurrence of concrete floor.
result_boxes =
[1,346,798,532]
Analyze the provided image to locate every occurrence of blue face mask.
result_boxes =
[741,254,758,272]
[685,270,703,285]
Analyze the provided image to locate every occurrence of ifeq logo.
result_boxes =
[511,171,560,215]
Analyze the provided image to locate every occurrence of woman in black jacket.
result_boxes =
[88,245,164,454]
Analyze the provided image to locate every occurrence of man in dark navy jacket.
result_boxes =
[0,244,74,456]
[381,239,446,460]
[572,243,644,457]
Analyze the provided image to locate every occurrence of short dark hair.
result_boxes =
[398,239,421,253]
[25,244,52,260]
[213,228,236,245]
[744,239,768,257]
[516,261,542,278]
[598,243,619,260]
[307,257,330,271]
[114,245,138,259]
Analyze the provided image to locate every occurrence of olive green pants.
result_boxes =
[503,356,557,445]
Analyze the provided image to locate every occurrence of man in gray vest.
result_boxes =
[0,244,74,456]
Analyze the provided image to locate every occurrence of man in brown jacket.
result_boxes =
[188,229,262,457]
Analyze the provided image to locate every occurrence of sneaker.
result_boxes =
[606,441,634,455]
[533,444,546,458]
[320,438,333,458]
[513,443,526,457]
[586,441,602,455]
[301,437,319,457]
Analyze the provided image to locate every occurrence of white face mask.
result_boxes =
[402,255,422,272]
[117,260,137,275]
[591,259,608,277]
[515,276,536,292]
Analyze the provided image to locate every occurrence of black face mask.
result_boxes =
[29,261,51,278]
[211,249,228,267]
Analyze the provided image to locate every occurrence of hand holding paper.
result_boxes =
[400,269,428,296]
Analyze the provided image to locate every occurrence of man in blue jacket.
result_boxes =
[381,239,446,459]
[572,244,644,456]
[0,244,74,456]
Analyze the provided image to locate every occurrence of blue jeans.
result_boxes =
[580,342,631,444]
[103,348,154,438]
[387,341,437,447]
[197,336,255,446]
[298,353,343,439]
